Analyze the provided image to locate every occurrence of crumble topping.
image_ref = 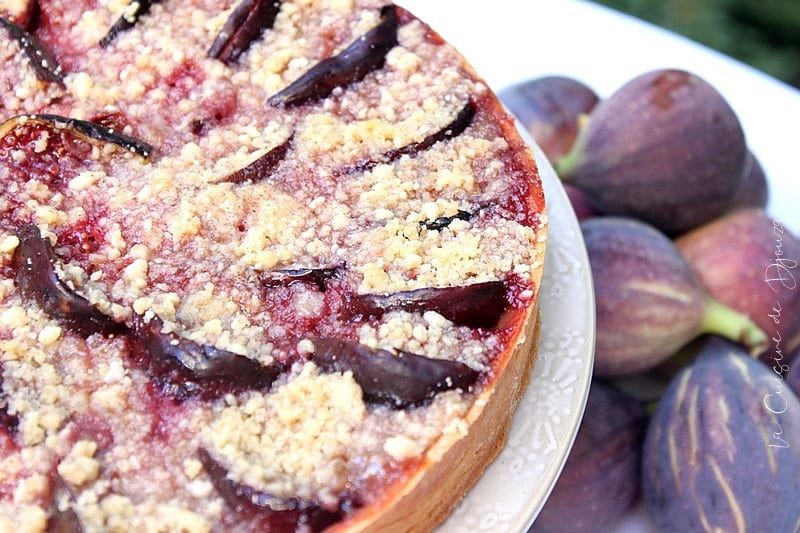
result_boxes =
[0,0,545,529]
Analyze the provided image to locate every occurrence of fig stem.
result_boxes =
[553,145,580,179]
[699,296,768,356]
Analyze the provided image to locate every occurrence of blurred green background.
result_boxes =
[590,0,800,88]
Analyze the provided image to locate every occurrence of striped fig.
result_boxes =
[642,337,800,531]
[787,347,800,398]
[582,217,767,377]
[557,69,746,234]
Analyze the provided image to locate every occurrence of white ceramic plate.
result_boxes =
[439,137,596,531]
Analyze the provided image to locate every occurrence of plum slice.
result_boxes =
[129,315,282,401]
[336,99,476,175]
[344,280,509,329]
[99,0,160,47]
[208,0,283,64]
[268,5,399,107]
[311,338,480,408]
[46,506,82,533]
[46,476,84,533]
[260,265,343,292]
[12,224,126,337]
[219,135,292,184]
[0,0,39,30]
[421,209,475,232]
[0,114,153,159]
[198,448,351,532]
[0,14,64,84]
[0,368,18,437]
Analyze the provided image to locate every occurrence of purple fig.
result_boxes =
[557,69,746,234]
[642,337,800,532]
[563,183,596,221]
[498,75,599,164]
[727,150,768,211]
[530,380,646,532]
[675,208,800,364]
[787,347,800,397]
[582,217,767,377]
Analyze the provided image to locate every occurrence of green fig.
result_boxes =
[558,69,746,234]
[582,217,767,377]
[643,337,800,532]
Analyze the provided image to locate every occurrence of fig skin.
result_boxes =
[675,208,800,364]
[498,75,599,164]
[582,217,767,377]
[557,69,746,234]
[530,380,646,533]
[787,347,800,397]
[642,337,800,532]
[727,150,768,211]
[564,183,596,221]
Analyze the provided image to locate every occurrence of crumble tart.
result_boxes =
[0,0,547,530]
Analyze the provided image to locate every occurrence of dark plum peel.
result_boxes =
[130,315,282,400]
[100,0,159,46]
[642,337,800,532]
[336,99,475,175]
[260,265,343,292]
[268,5,399,107]
[531,380,646,533]
[498,75,599,164]
[0,114,153,159]
[208,0,283,64]
[198,448,351,532]
[0,368,18,436]
[311,338,479,408]
[0,0,38,30]
[12,224,126,337]
[0,13,65,84]
[343,281,510,329]
[219,134,292,184]
[557,69,747,234]
[582,217,767,377]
